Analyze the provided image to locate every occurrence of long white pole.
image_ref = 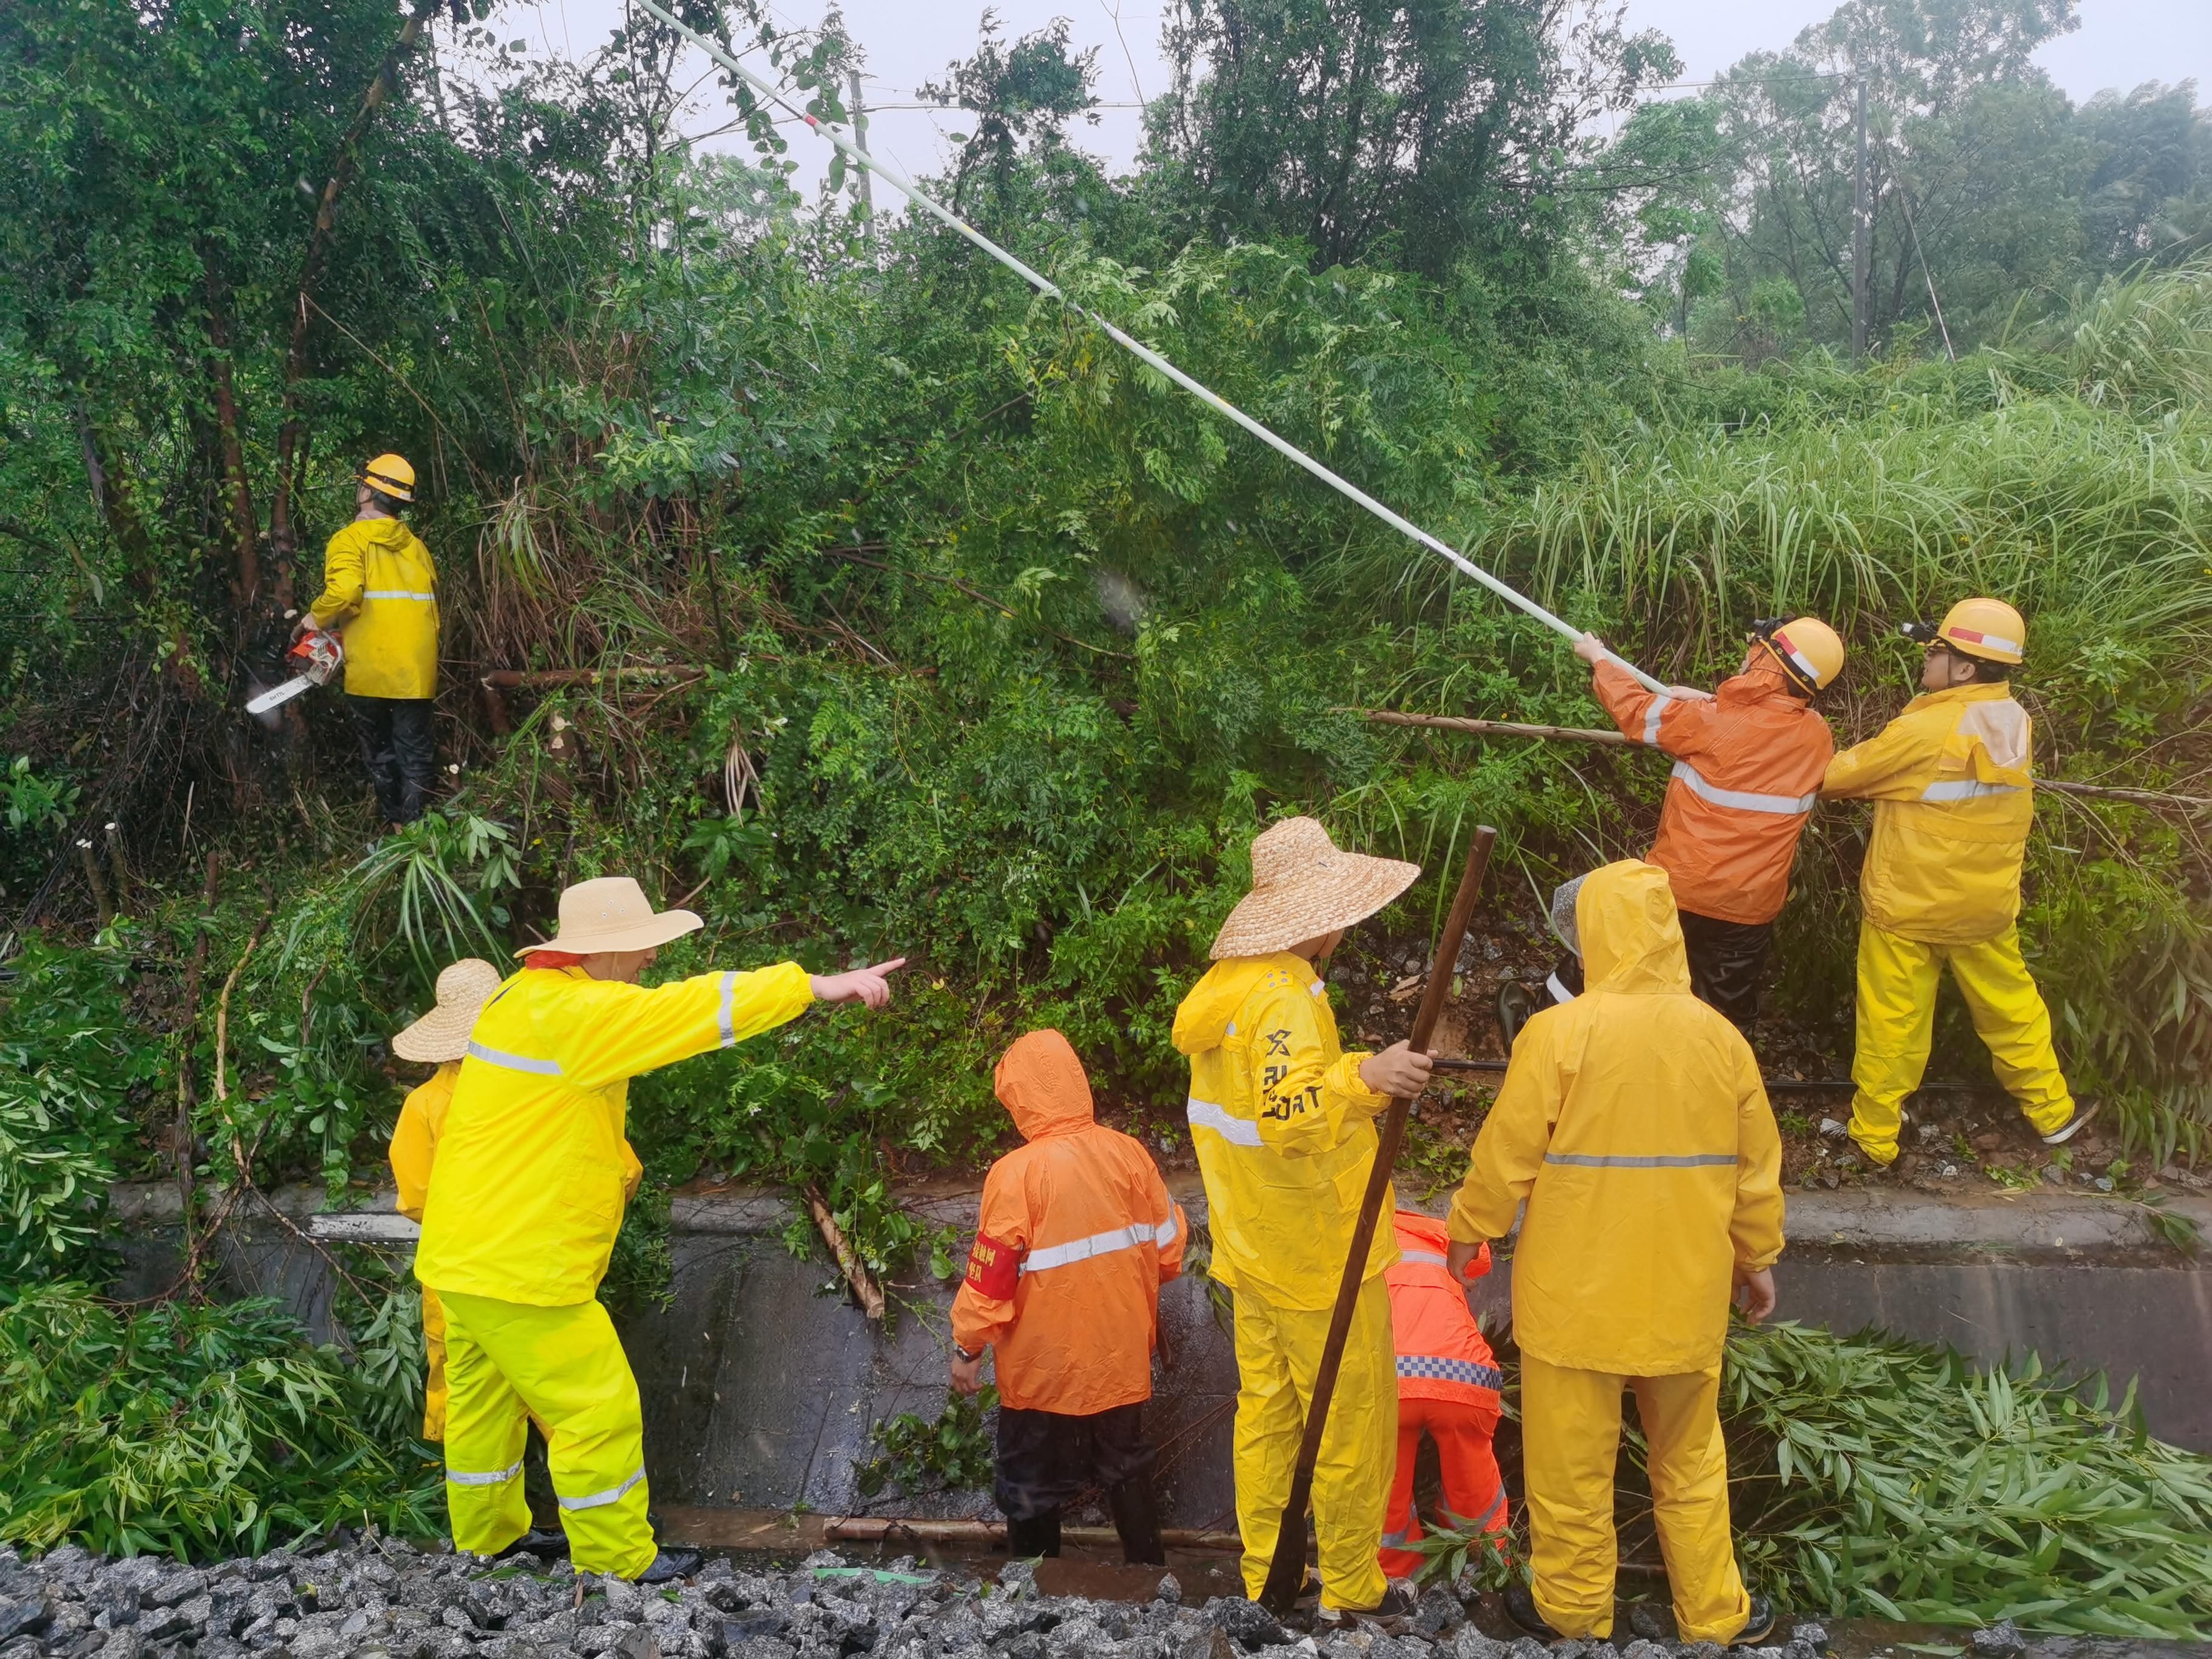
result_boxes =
[629,0,1669,694]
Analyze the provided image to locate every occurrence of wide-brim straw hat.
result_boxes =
[520,875,703,957]
[1210,817,1421,960]
[392,957,503,1063]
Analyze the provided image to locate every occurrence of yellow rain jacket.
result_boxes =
[415,961,813,1305]
[1820,683,2034,945]
[309,516,440,700]
[1447,861,1784,1376]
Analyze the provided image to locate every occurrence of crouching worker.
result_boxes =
[1378,1210,1507,1583]
[950,1029,1186,1564]
[1446,860,1784,1646]
[415,877,904,1581]
[387,958,503,1440]
[1173,816,1433,1621]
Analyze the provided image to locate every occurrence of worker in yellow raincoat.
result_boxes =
[1821,598,2093,1167]
[387,957,503,1441]
[1446,859,1783,1646]
[295,454,440,826]
[414,876,905,1581]
[1172,816,1434,1622]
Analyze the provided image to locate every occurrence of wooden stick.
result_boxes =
[1359,708,2212,812]
[822,1517,1241,1551]
[806,1183,886,1319]
[103,822,135,914]
[173,853,221,1229]
[213,897,276,1107]
[1259,825,1498,1615]
[480,666,708,689]
[76,839,113,927]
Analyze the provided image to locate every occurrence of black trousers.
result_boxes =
[996,1401,1164,1564]
[1678,910,1774,1031]
[346,695,436,825]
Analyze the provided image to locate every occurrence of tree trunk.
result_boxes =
[201,250,261,609]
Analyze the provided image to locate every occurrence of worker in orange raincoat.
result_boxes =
[1570,618,1844,1030]
[1378,1211,1507,1583]
[950,1029,1187,1563]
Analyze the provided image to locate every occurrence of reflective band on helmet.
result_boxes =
[1021,1214,1179,1274]
[446,1459,523,1487]
[1769,630,1822,686]
[557,1466,646,1510]
[1920,779,2024,802]
[717,971,737,1047]
[1395,1355,1505,1390]
[1545,970,1577,1005]
[1399,1248,1449,1267]
[363,589,435,601]
[1643,694,1671,747]
[1544,1151,1737,1168]
[1187,1097,1262,1147]
[466,1040,563,1076]
[1946,627,2020,655]
[1669,760,1817,816]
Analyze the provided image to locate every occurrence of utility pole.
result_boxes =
[1852,75,1869,362]
[848,69,876,250]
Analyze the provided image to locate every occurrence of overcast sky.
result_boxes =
[495,0,2212,198]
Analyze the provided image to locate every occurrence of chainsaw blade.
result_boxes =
[246,674,313,715]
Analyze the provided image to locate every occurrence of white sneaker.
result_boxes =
[2040,1098,2102,1147]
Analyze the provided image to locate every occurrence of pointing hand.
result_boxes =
[811,958,907,1010]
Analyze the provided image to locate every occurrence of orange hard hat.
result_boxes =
[1754,615,1845,693]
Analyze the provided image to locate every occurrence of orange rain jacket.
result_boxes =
[952,1030,1187,1416]
[1592,654,1833,926]
[1386,1211,1501,1416]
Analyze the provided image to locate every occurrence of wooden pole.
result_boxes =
[823,1517,1241,1551]
[1358,708,2212,813]
[1258,825,1498,1615]
[806,1183,886,1319]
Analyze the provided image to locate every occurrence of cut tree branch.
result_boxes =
[805,1183,886,1319]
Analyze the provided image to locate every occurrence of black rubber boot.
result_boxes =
[1727,1595,1777,1646]
[1106,1478,1166,1566]
[1005,1510,1062,1559]
[1504,1583,1564,1640]
[637,1547,701,1584]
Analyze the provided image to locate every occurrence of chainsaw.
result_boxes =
[246,626,343,714]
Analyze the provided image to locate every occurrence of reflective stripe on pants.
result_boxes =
[1521,1355,1750,1644]
[1378,1393,1508,1580]
[1846,920,2074,1165]
[1232,1277,1396,1612]
[437,1289,657,1578]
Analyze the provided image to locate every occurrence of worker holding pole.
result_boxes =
[1171,817,1433,1621]
[414,876,903,1581]
[1446,859,1783,1646]
[1821,598,2094,1167]
[1570,617,1845,1028]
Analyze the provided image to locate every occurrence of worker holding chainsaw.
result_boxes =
[948,1028,1185,1565]
[1821,597,2093,1167]
[293,454,440,827]
[1568,617,1844,1030]
[1447,858,1783,1647]
[1172,816,1433,1623]
[413,875,904,1581]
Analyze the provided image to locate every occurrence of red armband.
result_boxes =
[964,1232,1021,1299]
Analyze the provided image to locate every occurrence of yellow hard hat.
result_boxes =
[363,452,415,503]
[1754,615,1846,693]
[1902,597,2025,665]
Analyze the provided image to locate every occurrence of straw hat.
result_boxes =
[519,875,703,957]
[392,958,503,1064]
[1209,817,1420,960]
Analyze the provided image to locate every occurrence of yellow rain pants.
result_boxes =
[438,1289,655,1578]
[1847,920,2075,1165]
[1230,1277,1396,1612]
[1521,1356,1749,1644]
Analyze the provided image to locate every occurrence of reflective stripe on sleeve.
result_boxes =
[717,971,737,1047]
[557,1466,646,1510]
[1544,1151,1737,1168]
[1669,760,1817,816]
[363,589,437,600]
[1642,694,1672,747]
[465,1040,563,1076]
[1920,779,2025,802]
[1544,970,1577,1005]
[1154,1212,1180,1249]
[446,1459,523,1487]
[1395,1355,1504,1390]
[1187,1097,1263,1147]
[1399,1248,1449,1267]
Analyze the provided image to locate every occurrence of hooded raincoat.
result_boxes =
[1821,683,2073,1162]
[1447,860,1781,1643]
[390,1062,459,1439]
[1173,952,1397,1610]
[309,517,440,700]
[1590,654,1831,927]
[951,1030,1185,1415]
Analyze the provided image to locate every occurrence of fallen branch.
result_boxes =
[822,1517,1241,1552]
[173,852,222,1228]
[805,1183,886,1319]
[481,666,709,689]
[213,895,276,1107]
[1358,709,2212,812]
[820,547,1134,662]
